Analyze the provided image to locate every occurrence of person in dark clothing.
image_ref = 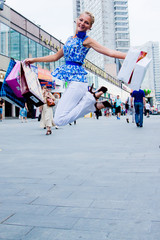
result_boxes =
[0,98,4,121]
[131,89,146,127]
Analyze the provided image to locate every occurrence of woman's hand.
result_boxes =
[24,58,35,65]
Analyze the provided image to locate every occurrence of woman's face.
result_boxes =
[77,13,92,32]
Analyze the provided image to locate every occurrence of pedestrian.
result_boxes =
[115,95,122,120]
[52,93,60,117]
[52,93,60,129]
[131,89,146,127]
[0,97,4,122]
[104,108,110,117]
[125,92,135,123]
[19,103,28,123]
[24,11,126,126]
[40,86,57,135]
[145,101,151,118]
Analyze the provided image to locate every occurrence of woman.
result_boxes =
[125,92,135,123]
[25,11,126,126]
[40,86,56,135]
[19,102,28,123]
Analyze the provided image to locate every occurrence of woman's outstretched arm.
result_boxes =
[24,48,64,65]
[85,38,127,59]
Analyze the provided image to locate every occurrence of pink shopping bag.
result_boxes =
[5,61,23,98]
[20,62,44,107]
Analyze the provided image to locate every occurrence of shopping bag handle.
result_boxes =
[22,60,32,67]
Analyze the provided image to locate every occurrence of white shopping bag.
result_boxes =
[129,57,152,90]
[117,48,147,84]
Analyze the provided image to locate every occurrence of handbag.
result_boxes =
[20,62,44,107]
[5,61,23,98]
[47,97,55,107]
[0,59,25,108]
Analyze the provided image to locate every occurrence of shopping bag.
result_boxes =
[129,57,152,90]
[0,59,25,108]
[20,62,44,107]
[117,48,147,84]
[5,61,23,98]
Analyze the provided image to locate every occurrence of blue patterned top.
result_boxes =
[51,36,90,83]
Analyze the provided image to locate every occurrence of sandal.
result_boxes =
[89,84,108,100]
[46,130,52,135]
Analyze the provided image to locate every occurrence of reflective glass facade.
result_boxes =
[0,22,64,72]
[0,23,9,56]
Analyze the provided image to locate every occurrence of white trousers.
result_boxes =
[54,81,96,126]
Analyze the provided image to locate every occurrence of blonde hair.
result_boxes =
[80,11,95,26]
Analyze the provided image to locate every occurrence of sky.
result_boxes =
[5,0,160,46]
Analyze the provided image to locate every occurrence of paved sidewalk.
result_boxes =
[0,115,160,240]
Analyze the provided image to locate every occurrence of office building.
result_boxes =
[138,41,160,105]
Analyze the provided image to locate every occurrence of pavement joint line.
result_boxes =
[28,197,40,205]
[24,226,35,237]
[0,214,15,224]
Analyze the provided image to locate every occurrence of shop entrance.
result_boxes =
[5,101,12,117]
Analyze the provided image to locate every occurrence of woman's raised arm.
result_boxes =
[85,38,126,59]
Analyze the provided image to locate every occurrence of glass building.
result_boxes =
[0,21,64,72]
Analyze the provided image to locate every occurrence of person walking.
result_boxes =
[131,89,146,127]
[145,101,151,118]
[0,97,4,122]
[115,95,122,120]
[125,92,135,123]
[19,103,28,123]
[40,86,56,135]
[52,93,60,129]
[25,11,126,126]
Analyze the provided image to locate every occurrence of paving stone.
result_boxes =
[0,203,56,216]
[0,224,32,240]
[23,228,109,240]
[4,213,78,230]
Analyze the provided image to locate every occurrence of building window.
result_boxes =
[10,29,20,60]
[43,47,50,70]
[0,23,9,56]
[117,41,129,47]
[20,34,29,60]
[37,43,44,68]
[29,39,36,58]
